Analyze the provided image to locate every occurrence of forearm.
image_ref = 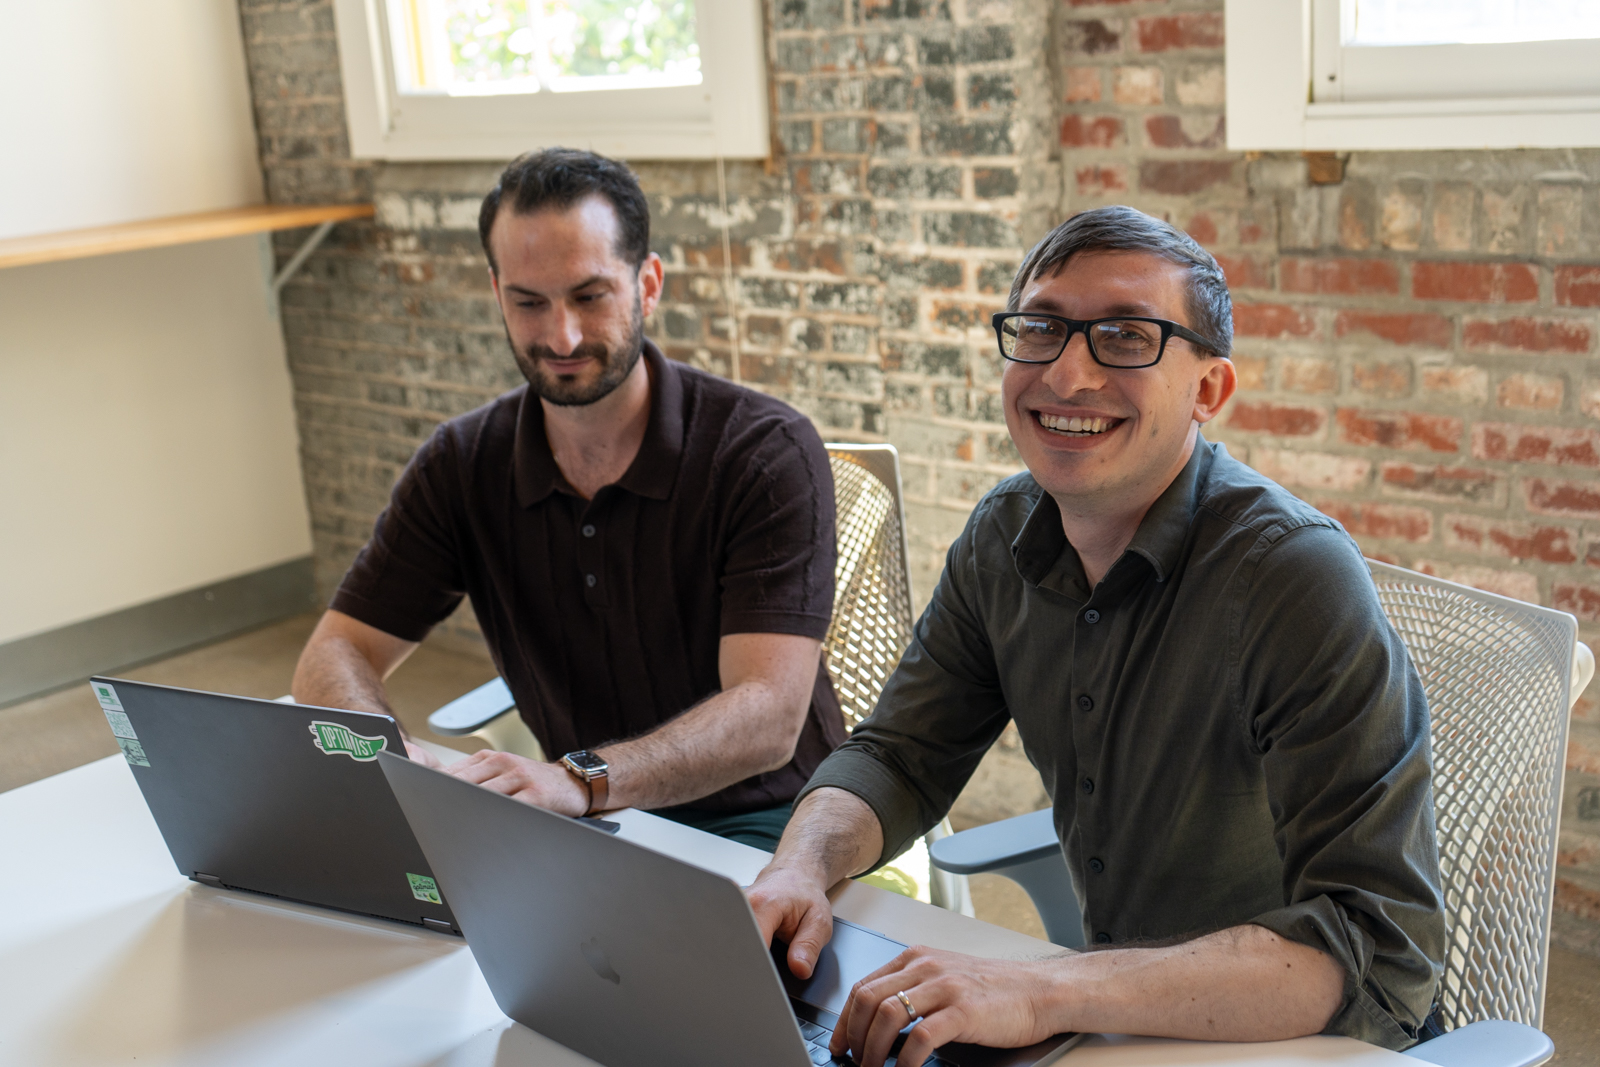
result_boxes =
[291,634,394,715]
[768,787,884,888]
[1044,924,1344,1042]
[598,679,806,810]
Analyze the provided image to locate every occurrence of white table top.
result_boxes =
[0,756,1409,1067]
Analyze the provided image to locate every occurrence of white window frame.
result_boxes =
[331,0,769,160]
[1226,0,1600,151]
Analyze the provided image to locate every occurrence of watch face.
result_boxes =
[565,751,607,775]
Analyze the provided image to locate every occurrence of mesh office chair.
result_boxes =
[426,444,972,912]
[928,560,1592,1066]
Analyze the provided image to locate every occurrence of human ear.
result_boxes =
[637,253,664,318]
[1192,357,1237,425]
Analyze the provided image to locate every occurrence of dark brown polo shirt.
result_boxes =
[332,342,845,814]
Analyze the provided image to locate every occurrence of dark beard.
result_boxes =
[510,299,645,407]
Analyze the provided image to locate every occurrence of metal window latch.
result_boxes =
[192,872,224,888]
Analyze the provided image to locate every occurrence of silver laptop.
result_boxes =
[377,750,1081,1067]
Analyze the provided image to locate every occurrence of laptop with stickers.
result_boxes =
[377,750,1082,1067]
[89,676,460,935]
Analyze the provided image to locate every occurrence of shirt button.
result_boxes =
[585,574,597,587]
[1081,777,1094,795]
[581,524,596,537]
[1083,609,1100,624]
[1095,932,1112,945]
[1077,694,1093,712]
[1088,857,1104,874]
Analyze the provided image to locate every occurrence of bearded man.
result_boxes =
[292,148,842,850]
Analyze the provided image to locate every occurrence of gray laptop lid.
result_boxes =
[92,677,458,934]
[377,751,1080,1067]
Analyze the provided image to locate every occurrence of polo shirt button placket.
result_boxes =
[1083,608,1100,624]
[581,524,596,538]
[1094,932,1112,945]
[1088,857,1104,874]
[585,574,597,588]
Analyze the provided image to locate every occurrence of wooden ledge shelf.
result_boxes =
[0,203,375,271]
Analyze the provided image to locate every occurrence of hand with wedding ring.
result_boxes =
[827,945,1061,1067]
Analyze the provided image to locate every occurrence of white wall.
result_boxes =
[0,237,312,645]
[0,0,263,240]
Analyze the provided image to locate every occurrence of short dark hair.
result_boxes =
[478,147,651,273]
[1007,205,1233,360]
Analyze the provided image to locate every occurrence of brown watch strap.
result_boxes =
[587,769,608,815]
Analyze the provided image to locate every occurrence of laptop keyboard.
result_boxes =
[795,1015,956,1067]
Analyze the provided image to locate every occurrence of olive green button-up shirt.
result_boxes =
[799,439,1444,1049]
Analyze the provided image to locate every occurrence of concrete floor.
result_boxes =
[5,614,1597,1061]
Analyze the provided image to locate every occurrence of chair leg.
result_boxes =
[926,820,975,917]
[997,854,1085,949]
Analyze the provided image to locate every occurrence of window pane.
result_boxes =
[391,0,701,95]
[1350,0,1600,45]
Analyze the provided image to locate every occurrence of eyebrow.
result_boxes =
[503,274,613,298]
[1019,297,1166,318]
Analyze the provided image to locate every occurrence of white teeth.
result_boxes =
[1040,413,1114,435]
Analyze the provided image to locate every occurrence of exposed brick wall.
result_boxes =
[1059,0,1600,955]
[237,0,1600,953]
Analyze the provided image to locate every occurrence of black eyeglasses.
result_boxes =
[992,312,1225,369]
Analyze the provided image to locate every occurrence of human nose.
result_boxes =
[542,301,584,356]
[1038,329,1106,395]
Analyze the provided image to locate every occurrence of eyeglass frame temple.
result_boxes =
[989,311,1227,366]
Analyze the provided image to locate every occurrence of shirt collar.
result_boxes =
[512,339,683,508]
[1010,437,1217,594]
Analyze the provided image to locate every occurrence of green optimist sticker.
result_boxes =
[309,721,388,761]
[407,873,442,904]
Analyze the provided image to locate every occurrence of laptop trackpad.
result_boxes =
[775,917,907,1016]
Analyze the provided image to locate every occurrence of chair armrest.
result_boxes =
[1573,639,1594,709]
[427,677,516,736]
[1402,1021,1553,1067]
[928,808,1059,875]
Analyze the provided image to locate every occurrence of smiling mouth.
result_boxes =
[1037,412,1121,436]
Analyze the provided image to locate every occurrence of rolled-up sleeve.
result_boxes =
[1239,525,1444,1048]
[797,503,1012,868]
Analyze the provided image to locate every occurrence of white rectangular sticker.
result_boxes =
[91,682,124,712]
[103,710,138,740]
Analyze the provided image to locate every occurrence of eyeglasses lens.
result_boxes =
[1089,320,1163,366]
[1003,316,1069,362]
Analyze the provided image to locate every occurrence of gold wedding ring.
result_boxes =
[895,990,919,1019]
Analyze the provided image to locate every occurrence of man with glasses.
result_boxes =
[747,206,1443,1064]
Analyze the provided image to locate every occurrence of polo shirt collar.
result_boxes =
[512,340,683,507]
[1011,435,1216,594]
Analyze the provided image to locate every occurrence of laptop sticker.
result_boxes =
[407,873,442,904]
[91,682,125,712]
[309,721,388,761]
[117,737,151,768]
[102,709,138,741]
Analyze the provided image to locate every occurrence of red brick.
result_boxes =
[1443,515,1577,563]
[1279,257,1401,296]
[1184,212,1218,246]
[1136,12,1223,51]
[1496,373,1563,411]
[1075,164,1127,196]
[1280,356,1337,394]
[1063,67,1103,103]
[1334,310,1452,348]
[1473,422,1600,468]
[1233,355,1267,391]
[1228,401,1326,436]
[1412,261,1539,303]
[1252,449,1370,491]
[1420,365,1489,405]
[1555,879,1600,922]
[1463,317,1593,354]
[1351,362,1411,398]
[1524,477,1600,518]
[1414,561,1539,602]
[1555,583,1600,621]
[1337,408,1461,453]
[1234,303,1316,339]
[1315,501,1433,542]
[1380,463,1500,504]
[1138,160,1235,195]
[1212,253,1272,290]
[1069,0,1135,5]
[1555,265,1600,307]
[1059,114,1124,148]
[1143,114,1226,149]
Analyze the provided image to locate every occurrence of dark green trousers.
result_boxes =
[654,802,793,852]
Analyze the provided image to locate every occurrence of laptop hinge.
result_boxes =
[192,872,224,888]
[421,917,456,933]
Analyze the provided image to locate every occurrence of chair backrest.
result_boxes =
[824,445,916,731]
[1367,560,1576,1031]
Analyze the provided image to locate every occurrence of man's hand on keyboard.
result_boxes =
[746,862,836,980]
[830,946,1055,1067]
